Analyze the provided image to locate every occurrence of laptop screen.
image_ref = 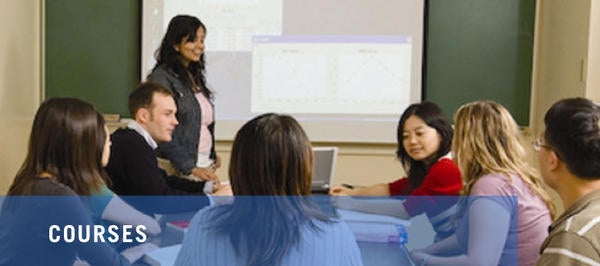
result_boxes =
[311,147,338,193]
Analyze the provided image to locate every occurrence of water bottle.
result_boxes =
[397,225,416,265]
[396,225,408,244]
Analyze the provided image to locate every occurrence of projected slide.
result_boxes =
[142,0,424,142]
[251,36,412,115]
[163,0,282,51]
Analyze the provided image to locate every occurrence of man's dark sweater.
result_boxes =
[106,128,210,214]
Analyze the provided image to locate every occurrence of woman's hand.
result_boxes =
[213,155,222,169]
[191,167,219,183]
[410,251,431,266]
[329,185,354,196]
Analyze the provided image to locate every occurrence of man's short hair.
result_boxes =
[128,82,174,117]
[544,97,600,178]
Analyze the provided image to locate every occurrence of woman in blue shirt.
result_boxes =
[175,113,363,266]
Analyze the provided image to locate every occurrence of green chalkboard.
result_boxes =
[45,0,140,117]
[425,0,535,125]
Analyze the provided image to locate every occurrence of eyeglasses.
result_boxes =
[532,137,552,151]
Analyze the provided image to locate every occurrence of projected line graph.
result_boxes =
[259,54,329,99]
[337,50,411,100]
[251,36,413,115]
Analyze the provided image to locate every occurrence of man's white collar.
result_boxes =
[127,120,158,149]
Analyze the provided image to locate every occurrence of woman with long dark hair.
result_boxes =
[330,101,462,240]
[1,98,155,265]
[175,113,363,266]
[147,15,220,185]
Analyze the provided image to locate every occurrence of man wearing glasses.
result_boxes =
[535,97,600,266]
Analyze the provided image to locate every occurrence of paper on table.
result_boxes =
[143,244,181,266]
[337,209,411,226]
[337,209,410,243]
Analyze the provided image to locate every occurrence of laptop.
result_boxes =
[310,147,338,194]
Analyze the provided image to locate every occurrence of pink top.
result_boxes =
[459,173,551,266]
[195,92,214,158]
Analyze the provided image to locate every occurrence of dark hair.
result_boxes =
[128,81,174,117]
[214,113,329,266]
[396,101,453,190]
[229,113,314,196]
[9,98,107,195]
[544,97,600,178]
[153,15,212,98]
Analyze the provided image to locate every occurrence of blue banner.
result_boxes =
[0,195,520,266]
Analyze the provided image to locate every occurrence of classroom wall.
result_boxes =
[213,141,404,186]
[528,0,599,212]
[1,1,598,196]
[0,1,42,194]
[587,0,600,101]
[531,0,599,136]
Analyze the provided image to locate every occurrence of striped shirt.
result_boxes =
[537,189,600,266]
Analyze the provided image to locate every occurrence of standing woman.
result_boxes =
[0,98,153,265]
[412,101,555,266]
[175,113,363,266]
[148,15,219,183]
[330,101,462,241]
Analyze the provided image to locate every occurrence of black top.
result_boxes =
[0,179,130,266]
[105,128,210,214]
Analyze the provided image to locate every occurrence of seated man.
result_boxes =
[106,81,231,214]
[536,97,600,265]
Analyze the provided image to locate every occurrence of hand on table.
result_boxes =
[329,185,355,196]
[410,250,431,266]
[329,185,360,210]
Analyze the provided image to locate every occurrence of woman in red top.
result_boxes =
[330,101,462,240]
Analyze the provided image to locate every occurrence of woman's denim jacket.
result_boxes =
[147,65,216,175]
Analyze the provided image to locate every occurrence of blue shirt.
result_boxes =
[175,205,364,266]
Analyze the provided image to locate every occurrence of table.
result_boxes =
[137,213,416,266]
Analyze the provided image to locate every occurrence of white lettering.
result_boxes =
[47,224,149,243]
[93,224,105,243]
[63,225,75,243]
[135,225,147,242]
[122,224,133,243]
[77,225,90,242]
[48,225,60,243]
[107,224,119,243]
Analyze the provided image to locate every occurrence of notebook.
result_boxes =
[311,147,338,194]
